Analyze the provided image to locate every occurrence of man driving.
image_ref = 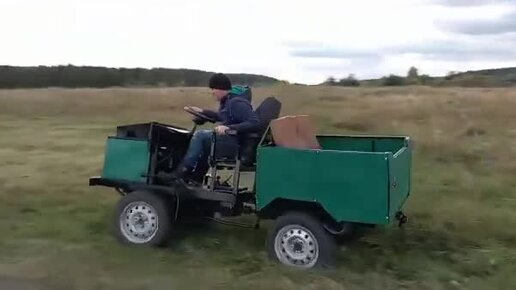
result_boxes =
[172,73,259,184]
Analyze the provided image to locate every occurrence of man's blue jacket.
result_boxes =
[202,93,259,133]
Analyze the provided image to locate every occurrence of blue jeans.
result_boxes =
[182,129,213,170]
[182,129,239,174]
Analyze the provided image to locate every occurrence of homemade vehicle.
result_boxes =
[89,96,412,269]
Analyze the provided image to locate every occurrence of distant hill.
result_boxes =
[442,67,516,87]
[325,67,516,87]
[0,65,281,89]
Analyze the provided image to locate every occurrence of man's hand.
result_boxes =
[214,125,230,135]
[184,106,203,113]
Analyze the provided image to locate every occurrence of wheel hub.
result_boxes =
[291,238,304,253]
[120,201,159,244]
[275,225,319,268]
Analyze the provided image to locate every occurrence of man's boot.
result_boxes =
[190,161,210,185]
[157,165,192,186]
[169,165,204,187]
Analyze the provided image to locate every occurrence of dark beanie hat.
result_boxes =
[208,73,232,90]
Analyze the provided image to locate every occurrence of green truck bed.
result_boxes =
[255,135,412,225]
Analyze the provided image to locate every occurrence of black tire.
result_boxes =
[113,191,174,247]
[266,212,337,269]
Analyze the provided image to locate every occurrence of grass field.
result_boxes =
[1,85,516,290]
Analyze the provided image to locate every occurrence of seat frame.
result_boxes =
[204,97,281,195]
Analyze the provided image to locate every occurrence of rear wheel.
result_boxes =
[266,212,337,269]
[113,191,173,247]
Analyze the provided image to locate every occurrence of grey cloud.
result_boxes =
[387,40,516,61]
[288,38,516,62]
[437,12,516,35]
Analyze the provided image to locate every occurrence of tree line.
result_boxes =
[0,65,280,88]
[1,65,514,88]
[323,66,516,87]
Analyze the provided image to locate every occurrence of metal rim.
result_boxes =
[274,224,319,268]
[119,201,159,244]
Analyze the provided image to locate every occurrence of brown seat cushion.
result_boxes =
[270,115,321,150]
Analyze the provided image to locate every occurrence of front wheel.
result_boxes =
[266,212,337,269]
[113,191,173,247]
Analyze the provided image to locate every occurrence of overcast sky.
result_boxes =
[1,0,515,84]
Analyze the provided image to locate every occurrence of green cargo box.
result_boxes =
[255,135,412,225]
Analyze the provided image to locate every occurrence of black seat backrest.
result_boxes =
[240,97,282,166]
[254,96,282,135]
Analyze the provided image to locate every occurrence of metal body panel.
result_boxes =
[315,150,390,224]
[256,147,318,208]
[256,135,412,225]
[317,135,405,153]
[101,137,150,183]
[388,139,412,219]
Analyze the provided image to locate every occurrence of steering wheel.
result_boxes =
[184,106,217,123]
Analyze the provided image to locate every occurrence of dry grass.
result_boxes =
[1,85,516,289]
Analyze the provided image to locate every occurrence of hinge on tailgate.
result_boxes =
[391,177,399,189]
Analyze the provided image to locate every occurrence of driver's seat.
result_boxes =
[213,96,282,171]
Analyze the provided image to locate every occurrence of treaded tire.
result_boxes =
[266,212,337,269]
[113,191,174,247]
